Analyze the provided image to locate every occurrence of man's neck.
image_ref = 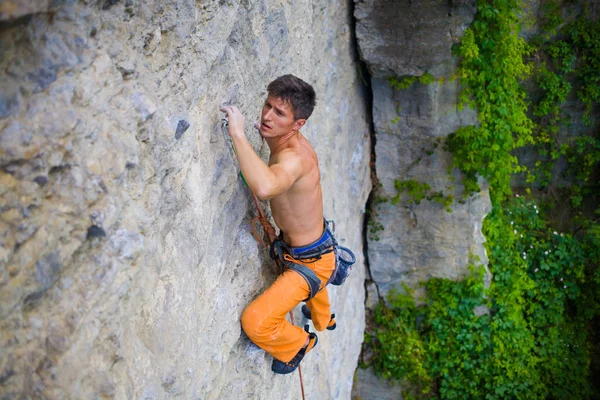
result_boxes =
[265,130,299,153]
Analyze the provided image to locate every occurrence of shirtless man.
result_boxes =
[220,75,337,374]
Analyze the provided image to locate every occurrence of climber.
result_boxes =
[220,74,336,374]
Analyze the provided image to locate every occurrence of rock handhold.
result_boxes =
[117,66,137,80]
[33,176,49,186]
[35,251,62,290]
[174,119,190,140]
[86,225,106,239]
[102,0,121,10]
[0,81,22,119]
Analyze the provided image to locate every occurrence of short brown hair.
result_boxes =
[267,75,316,120]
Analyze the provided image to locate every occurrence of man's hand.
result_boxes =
[219,105,246,138]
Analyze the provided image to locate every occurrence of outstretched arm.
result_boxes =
[219,105,302,200]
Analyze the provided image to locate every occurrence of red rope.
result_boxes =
[248,193,307,400]
[251,215,277,248]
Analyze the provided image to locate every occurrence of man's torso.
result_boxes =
[269,133,324,247]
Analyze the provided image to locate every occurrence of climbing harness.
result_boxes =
[270,220,357,299]
[271,220,337,260]
[270,220,337,301]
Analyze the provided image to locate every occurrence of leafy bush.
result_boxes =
[370,198,598,399]
[445,0,534,202]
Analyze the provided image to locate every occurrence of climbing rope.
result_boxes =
[221,118,307,400]
[251,216,272,247]
[250,196,277,247]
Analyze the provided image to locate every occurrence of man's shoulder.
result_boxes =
[296,133,318,158]
[280,136,315,159]
[270,133,317,170]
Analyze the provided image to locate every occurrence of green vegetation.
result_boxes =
[445,0,534,201]
[390,76,417,90]
[392,179,454,212]
[531,5,600,208]
[368,184,387,241]
[367,0,600,398]
[390,72,437,91]
[370,198,600,399]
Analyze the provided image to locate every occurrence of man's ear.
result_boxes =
[292,119,306,131]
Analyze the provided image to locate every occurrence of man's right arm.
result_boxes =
[219,105,302,200]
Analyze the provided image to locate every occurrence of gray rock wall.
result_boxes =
[352,0,489,396]
[354,0,489,302]
[352,366,404,400]
[0,1,371,398]
[354,0,476,78]
[367,77,491,298]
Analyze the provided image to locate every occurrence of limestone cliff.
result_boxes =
[352,1,491,397]
[354,0,491,301]
[0,1,371,398]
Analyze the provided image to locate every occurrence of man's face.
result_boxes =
[259,95,304,138]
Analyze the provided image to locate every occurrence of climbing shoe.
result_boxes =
[271,326,318,375]
[301,304,337,331]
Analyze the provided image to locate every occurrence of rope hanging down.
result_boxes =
[250,196,277,247]
[221,119,307,400]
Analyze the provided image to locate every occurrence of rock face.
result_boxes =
[353,0,489,396]
[354,0,476,77]
[367,77,491,298]
[354,0,489,300]
[352,366,404,400]
[0,0,50,22]
[0,1,371,399]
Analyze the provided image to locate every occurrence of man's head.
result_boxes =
[266,75,316,120]
[259,75,316,138]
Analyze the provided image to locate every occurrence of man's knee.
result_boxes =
[311,309,333,332]
[313,318,327,332]
[241,302,276,341]
[241,304,260,339]
[314,324,325,332]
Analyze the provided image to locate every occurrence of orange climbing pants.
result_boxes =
[241,251,336,362]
